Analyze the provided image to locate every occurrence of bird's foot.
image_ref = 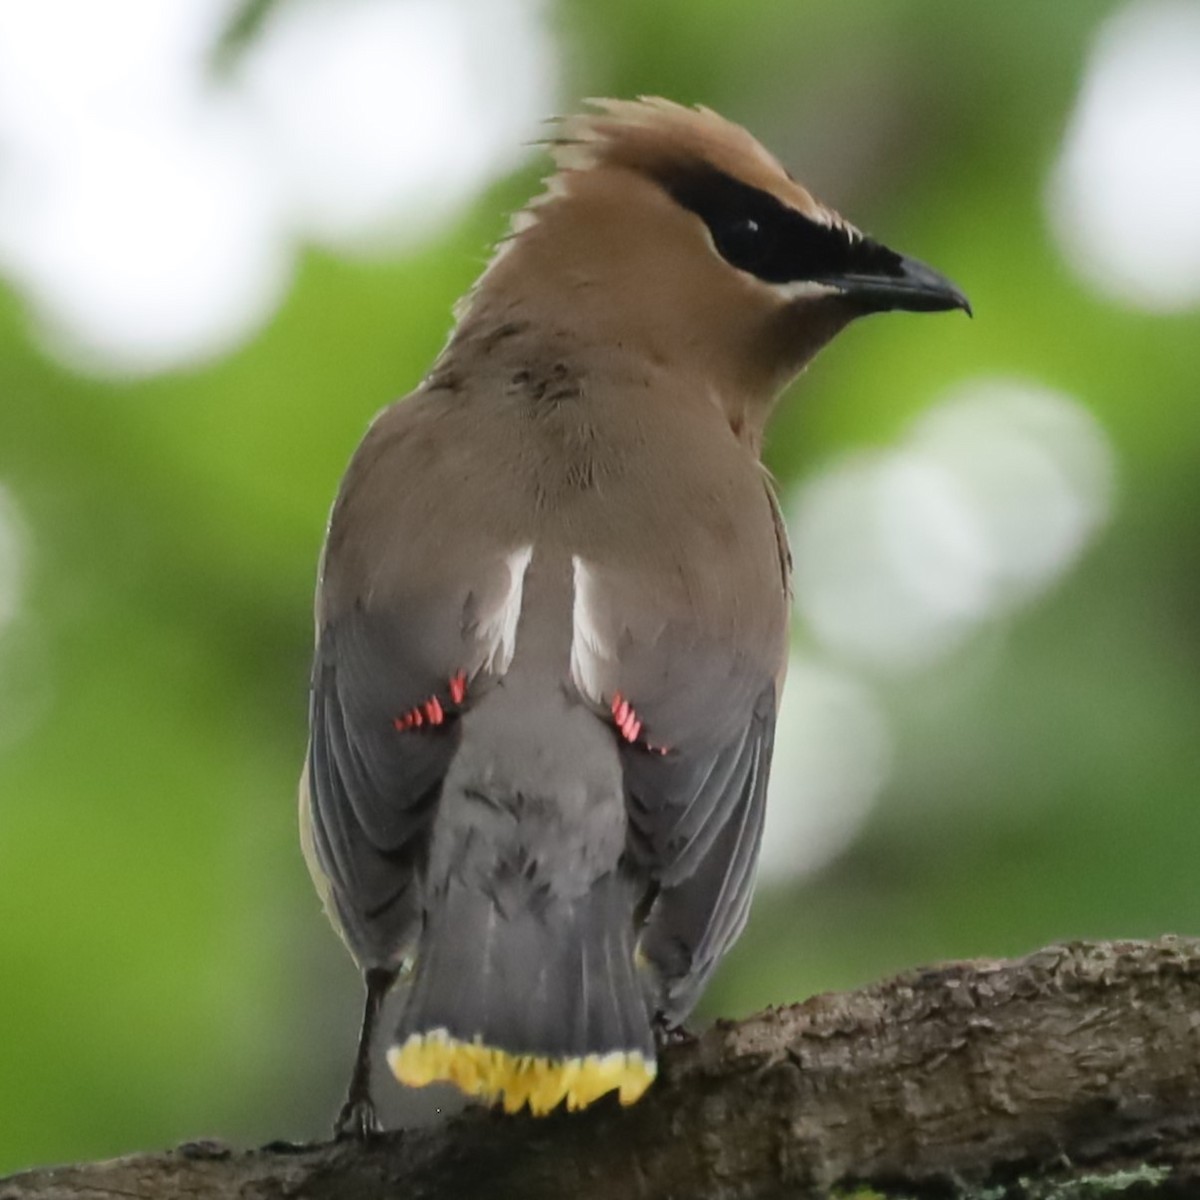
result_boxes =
[653,1016,696,1048]
[333,1095,383,1142]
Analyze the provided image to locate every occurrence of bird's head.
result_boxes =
[461,98,969,420]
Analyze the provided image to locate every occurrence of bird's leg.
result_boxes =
[333,966,398,1140]
[653,1012,696,1048]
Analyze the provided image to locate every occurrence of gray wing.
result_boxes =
[305,392,537,969]
[306,606,463,967]
[616,632,778,1023]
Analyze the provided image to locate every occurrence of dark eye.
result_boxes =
[712,214,775,274]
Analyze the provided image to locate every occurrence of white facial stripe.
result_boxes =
[478,545,533,674]
[772,279,842,302]
[570,555,612,705]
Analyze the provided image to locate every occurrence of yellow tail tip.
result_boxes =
[387,1030,657,1115]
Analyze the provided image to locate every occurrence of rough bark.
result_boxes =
[5,937,1200,1200]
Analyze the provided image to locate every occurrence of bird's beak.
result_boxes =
[822,251,972,317]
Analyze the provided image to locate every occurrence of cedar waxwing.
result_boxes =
[301,97,969,1135]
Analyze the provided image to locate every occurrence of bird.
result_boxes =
[299,96,969,1135]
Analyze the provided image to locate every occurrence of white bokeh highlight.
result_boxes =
[0,484,25,636]
[0,105,288,375]
[0,486,50,759]
[790,379,1114,672]
[0,0,557,375]
[239,0,556,251]
[1049,0,1200,311]
[759,656,892,884]
[761,380,1113,885]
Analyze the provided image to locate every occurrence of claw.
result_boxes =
[333,1096,383,1142]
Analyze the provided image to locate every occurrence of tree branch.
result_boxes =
[6,938,1200,1199]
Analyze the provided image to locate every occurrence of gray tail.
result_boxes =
[388,871,657,1113]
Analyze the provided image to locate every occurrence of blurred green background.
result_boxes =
[3,0,1199,1174]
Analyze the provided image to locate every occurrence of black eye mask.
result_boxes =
[656,163,903,286]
